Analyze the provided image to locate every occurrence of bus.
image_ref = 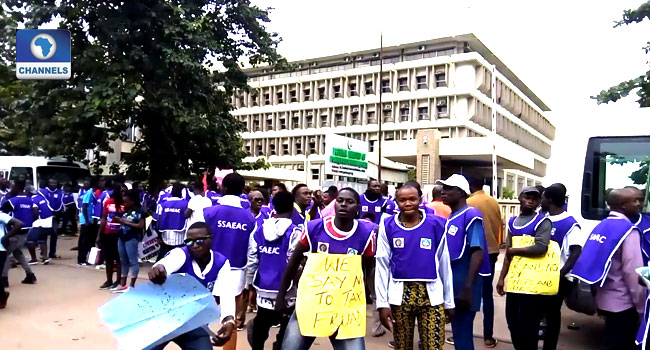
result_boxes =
[0,156,91,189]
[580,135,650,231]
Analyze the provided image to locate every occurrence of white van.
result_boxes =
[0,156,91,188]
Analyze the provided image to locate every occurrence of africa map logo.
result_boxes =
[16,29,71,80]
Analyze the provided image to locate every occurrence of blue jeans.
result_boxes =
[281,312,365,350]
[117,238,140,278]
[482,253,499,340]
[451,310,476,350]
[149,327,211,350]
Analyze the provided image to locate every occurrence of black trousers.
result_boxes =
[60,206,78,234]
[542,277,571,350]
[505,293,549,350]
[0,251,6,296]
[251,306,291,350]
[600,307,639,350]
[77,222,98,264]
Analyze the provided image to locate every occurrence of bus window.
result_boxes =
[9,167,34,184]
[582,136,650,220]
[36,166,91,191]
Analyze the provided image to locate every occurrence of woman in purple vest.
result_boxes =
[247,191,301,350]
[0,180,37,286]
[149,222,235,350]
[375,183,454,350]
[275,187,375,350]
[154,183,189,261]
[438,174,491,350]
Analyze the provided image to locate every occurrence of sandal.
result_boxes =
[484,338,498,348]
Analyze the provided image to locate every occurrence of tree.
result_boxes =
[0,0,284,189]
[593,1,650,107]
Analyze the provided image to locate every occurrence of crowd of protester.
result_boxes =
[0,172,649,350]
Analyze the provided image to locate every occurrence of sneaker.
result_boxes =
[111,285,129,293]
[271,323,281,328]
[99,281,113,290]
[446,337,455,345]
[95,264,106,270]
[110,281,120,289]
[41,258,51,265]
[77,263,89,267]
[371,329,386,337]
[237,323,245,331]
[21,273,37,284]
[388,340,395,348]
[28,259,39,265]
[0,291,9,309]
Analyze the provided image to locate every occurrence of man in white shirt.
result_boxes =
[0,211,24,309]
[185,182,212,228]
[149,222,236,349]
[541,184,587,350]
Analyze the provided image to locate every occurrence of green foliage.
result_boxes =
[593,1,650,107]
[407,168,416,182]
[0,0,285,189]
[502,187,515,199]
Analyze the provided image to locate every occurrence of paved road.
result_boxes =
[1,236,604,349]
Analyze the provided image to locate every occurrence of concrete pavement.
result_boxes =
[1,236,604,349]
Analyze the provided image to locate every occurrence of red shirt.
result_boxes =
[103,198,125,234]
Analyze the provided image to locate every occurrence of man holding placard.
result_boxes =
[275,187,375,350]
[569,188,645,350]
[496,186,555,350]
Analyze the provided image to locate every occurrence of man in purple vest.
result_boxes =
[291,184,311,227]
[0,180,37,286]
[154,183,189,261]
[569,188,646,350]
[497,186,554,350]
[203,172,256,344]
[360,180,394,226]
[438,174,490,350]
[246,191,301,350]
[540,184,586,350]
[149,222,235,349]
[625,187,650,264]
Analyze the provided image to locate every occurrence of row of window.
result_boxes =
[494,79,555,140]
[496,113,552,158]
[238,98,451,133]
[232,65,449,109]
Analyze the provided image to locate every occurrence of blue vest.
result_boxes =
[635,214,650,265]
[446,206,491,276]
[253,223,299,292]
[254,209,270,231]
[175,247,227,292]
[93,190,112,219]
[62,192,75,207]
[305,217,374,255]
[206,190,222,205]
[8,195,34,228]
[291,206,306,232]
[359,194,387,226]
[41,188,63,212]
[384,211,446,281]
[550,215,580,246]
[157,199,188,231]
[569,214,635,285]
[203,204,255,269]
[32,194,53,220]
[508,213,548,237]
[77,188,89,209]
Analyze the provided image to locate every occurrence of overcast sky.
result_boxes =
[254,0,650,190]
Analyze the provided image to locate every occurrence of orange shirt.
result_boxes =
[426,200,452,219]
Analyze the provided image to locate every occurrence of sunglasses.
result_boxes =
[252,197,264,202]
[184,236,211,247]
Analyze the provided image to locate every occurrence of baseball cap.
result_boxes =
[520,186,540,196]
[436,174,470,195]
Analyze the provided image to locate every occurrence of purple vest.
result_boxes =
[93,190,112,219]
[253,224,299,292]
[635,214,650,265]
[62,192,75,207]
[203,204,255,269]
[175,247,227,292]
[359,194,387,226]
[8,195,34,228]
[32,194,53,220]
[254,209,270,230]
[157,199,188,231]
[206,190,222,205]
[550,215,580,246]
[41,188,63,212]
[291,207,306,231]
[508,213,548,237]
[569,214,635,285]
[305,217,374,255]
[446,206,491,276]
[384,211,446,281]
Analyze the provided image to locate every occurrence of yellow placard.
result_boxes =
[295,253,366,339]
[505,235,560,295]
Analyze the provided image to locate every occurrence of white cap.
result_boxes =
[436,174,470,195]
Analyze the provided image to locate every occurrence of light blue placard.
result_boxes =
[98,274,221,350]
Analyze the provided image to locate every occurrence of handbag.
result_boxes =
[87,247,101,265]
[564,278,597,315]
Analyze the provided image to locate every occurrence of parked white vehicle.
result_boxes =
[0,156,91,188]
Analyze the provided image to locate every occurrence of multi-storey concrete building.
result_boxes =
[233,34,553,196]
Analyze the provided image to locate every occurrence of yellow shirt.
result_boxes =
[467,190,502,254]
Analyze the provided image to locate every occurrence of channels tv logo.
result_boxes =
[16,29,71,80]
